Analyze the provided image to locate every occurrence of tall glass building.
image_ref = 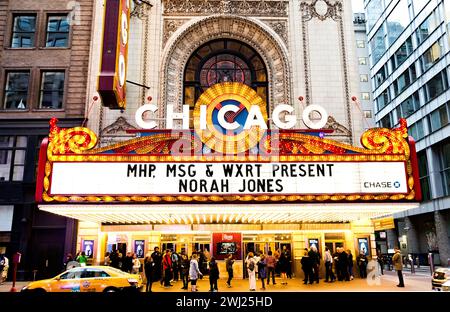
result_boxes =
[366,0,450,266]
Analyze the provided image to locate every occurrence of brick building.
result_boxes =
[0,0,94,279]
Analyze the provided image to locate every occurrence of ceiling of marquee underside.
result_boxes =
[39,203,418,225]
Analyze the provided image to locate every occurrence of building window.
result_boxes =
[11,14,36,48]
[391,37,413,70]
[418,151,431,200]
[408,119,425,141]
[429,102,449,132]
[397,91,420,118]
[183,39,268,127]
[356,40,365,48]
[379,113,392,128]
[417,11,439,44]
[441,141,450,196]
[393,64,417,96]
[0,136,27,182]
[370,25,386,65]
[358,57,367,65]
[3,71,30,110]
[374,64,388,89]
[376,89,390,110]
[424,70,449,102]
[361,92,370,100]
[360,74,369,82]
[46,15,70,47]
[413,0,429,14]
[386,0,410,45]
[366,0,384,31]
[421,40,443,72]
[363,110,372,118]
[39,71,65,109]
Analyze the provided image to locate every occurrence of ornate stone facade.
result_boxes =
[163,0,289,17]
[300,0,353,143]
[160,15,291,127]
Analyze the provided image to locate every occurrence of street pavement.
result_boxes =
[0,270,434,292]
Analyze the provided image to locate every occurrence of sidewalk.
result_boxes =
[0,271,432,292]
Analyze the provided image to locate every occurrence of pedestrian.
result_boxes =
[333,248,340,281]
[121,251,132,273]
[0,253,8,285]
[189,253,203,292]
[132,253,141,274]
[324,247,335,282]
[208,257,219,292]
[151,247,162,285]
[392,247,405,287]
[144,252,154,292]
[308,245,320,283]
[377,251,384,275]
[301,250,314,284]
[76,251,88,267]
[103,252,111,266]
[180,249,190,290]
[265,251,277,285]
[338,248,350,281]
[226,254,234,288]
[171,250,180,282]
[356,251,368,278]
[257,254,267,290]
[347,249,354,280]
[162,249,173,287]
[285,248,292,279]
[246,252,257,291]
[278,251,288,285]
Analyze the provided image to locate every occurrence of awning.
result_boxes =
[39,203,418,224]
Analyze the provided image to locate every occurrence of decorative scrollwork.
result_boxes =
[47,118,97,159]
[361,118,409,156]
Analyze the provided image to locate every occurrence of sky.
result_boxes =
[352,0,365,13]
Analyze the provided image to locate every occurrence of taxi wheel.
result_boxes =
[33,288,46,293]
[104,287,119,293]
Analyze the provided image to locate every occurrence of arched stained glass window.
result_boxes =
[184,39,268,126]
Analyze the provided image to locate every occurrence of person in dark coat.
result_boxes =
[144,253,154,292]
[278,251,288,285]
[357,251,368,278]
[308,246,320,283]
[151,247,162,284]
[301,251,314,284]
[226,254,234,288]
[180,249,190,290]
[208,257,219,292]
[338,248,350,281]
[122,251,133,273]
[347,250,354,280]
[257,254,267,290]
[332,249,340,281]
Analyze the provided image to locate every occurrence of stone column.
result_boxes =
[405,217,420,254]
[434,211,450,267]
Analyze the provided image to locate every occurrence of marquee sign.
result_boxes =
[35,113,421,204]
[97,0,130,109]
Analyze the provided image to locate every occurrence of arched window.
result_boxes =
[183,39,268,125]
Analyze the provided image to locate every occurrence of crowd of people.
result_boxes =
[61,244,401,292]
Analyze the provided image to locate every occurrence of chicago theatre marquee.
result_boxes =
[36,0,421,276]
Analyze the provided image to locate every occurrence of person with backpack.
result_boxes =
[208,257,219,292]
[246,252,257,291]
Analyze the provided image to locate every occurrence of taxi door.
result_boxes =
[52,268,82,292]
[79,268,100,292]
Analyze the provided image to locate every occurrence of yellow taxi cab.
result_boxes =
[21,266,143,293]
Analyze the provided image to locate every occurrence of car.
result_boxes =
[21,266,143,293]
[432,268,450,291]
